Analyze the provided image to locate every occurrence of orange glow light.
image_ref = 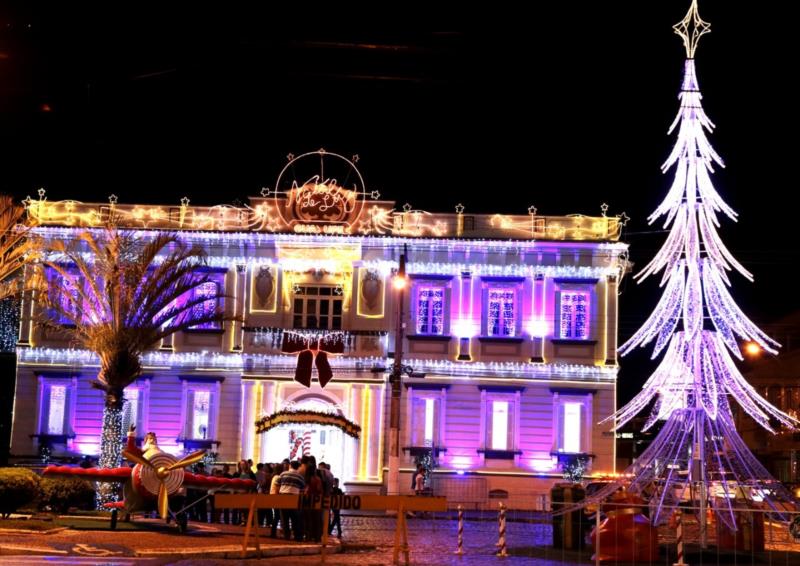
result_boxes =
[744,342,762,357]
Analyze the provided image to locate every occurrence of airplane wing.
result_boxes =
[43,465,132,483]
[182,472,256,492]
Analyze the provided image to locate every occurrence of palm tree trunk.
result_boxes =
[95,393,124,508]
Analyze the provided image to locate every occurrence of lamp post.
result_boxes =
[387,246,407,497]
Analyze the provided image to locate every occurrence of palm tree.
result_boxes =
[0,195,37,300]
[41,229,235,502]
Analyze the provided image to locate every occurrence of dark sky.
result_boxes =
[1,3,797,403]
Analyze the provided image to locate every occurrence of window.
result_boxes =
[189,280,222,330]
[410,396,440,447]
[121,384,149,434]
[293,286,343,330]
[487,399,514,450]
[553,392,593,455]
[559,291,590,340]
[46,267,83,324]
[37,376,76,438]
[487,288,516,337]
[416,287,444,335]
[192,390,211,439]
[180,379,221,444]
[47,385,67,434]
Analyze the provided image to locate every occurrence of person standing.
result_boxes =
[328,478,343,539]
[278,460,305,541]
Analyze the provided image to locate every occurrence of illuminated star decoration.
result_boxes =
[286,153,295,162]
[22,196,33,207]
[402,203,413,213]
[527,205,537,215]
[38,188,47,199]
[352,154,360,163]
[617,212,630,226]
[370,190,380,200]
[673,0,710,58]
[455,203,465,214]
[260,187,271,197]
[180,197,191,207]
[108,194,119,205]
[600,203,609,217]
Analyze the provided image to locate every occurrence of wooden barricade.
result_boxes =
[215,493,447,565]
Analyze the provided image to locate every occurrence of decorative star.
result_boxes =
[600,203,609,216]
[402,203,413,213]
[617,212,630,226]
[38,187,46,199]
[318,148,326,155]
[293,283,302,295]
[108,194,119,205]
[180,197,190,207]
[527,205,537,215]
[334,285,344,296]
[352,154,360,163]
[455,203,465,214]
[370,190,380,200]
[261,187,271,197]
[286,153,295,162]
[22,196,33,207]
[673,0,710,59]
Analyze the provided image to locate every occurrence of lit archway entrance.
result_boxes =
[256,397,359,482]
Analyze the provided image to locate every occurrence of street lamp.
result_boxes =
[387,246,407,497]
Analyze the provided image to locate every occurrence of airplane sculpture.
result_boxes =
[43,427,255,530]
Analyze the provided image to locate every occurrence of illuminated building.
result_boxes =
[9,150,628,508]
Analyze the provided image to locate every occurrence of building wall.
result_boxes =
[10,222,625,509]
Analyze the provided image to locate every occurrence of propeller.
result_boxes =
[123,448,207,520]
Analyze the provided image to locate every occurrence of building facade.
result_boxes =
[9,151,628,509]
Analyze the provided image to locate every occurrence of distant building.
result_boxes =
[735,312,800,484]
[8,151,628,509]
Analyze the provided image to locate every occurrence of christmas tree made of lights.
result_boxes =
[570,1,798,531]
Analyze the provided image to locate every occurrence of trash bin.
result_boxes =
[551,482,586,550]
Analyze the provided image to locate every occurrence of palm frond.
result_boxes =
[40,228,241,394]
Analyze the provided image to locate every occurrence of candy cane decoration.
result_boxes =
[496,502,508,558]
[673,509,686,566]
[454,505,464,555]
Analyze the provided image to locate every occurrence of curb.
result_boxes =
[135,542,341,559]
[0,544,68,556]
[0,527,68,535]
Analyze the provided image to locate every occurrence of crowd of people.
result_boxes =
[185,455,344,541]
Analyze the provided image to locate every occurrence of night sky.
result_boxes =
[1,3,798,404]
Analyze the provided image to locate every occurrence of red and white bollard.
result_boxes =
[496,502,508,557]
[672,509,686,566]
[454,504,464,555]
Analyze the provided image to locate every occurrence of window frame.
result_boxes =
[552,390,594,456]
[479,388,521,462]
[404,385,448,452]
[36,374,78,441]
[179,378,222,444]
[187,272,226,331]
[292,285,344,330]
[553,279,598,342]
[480,279,524,339]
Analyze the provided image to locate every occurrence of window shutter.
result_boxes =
[207,390,216,440]
[185,389,195,439]
[506,401,515,450]
[411,397,426,446]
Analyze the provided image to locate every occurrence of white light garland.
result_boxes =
[17,346,616,382]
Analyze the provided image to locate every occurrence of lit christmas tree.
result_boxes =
[569,1,798,535]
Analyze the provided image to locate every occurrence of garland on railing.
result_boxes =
[255,409,361,438]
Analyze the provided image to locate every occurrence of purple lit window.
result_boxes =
[47,267,83,324]
[189,280,221,330]
[559,291,590,340]
[487,288,516,337]
[416,287,444,335]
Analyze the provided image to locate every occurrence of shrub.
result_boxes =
[38,476,95,514]
[0,468,41,518]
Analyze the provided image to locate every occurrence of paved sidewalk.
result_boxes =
[0,516,340,560]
